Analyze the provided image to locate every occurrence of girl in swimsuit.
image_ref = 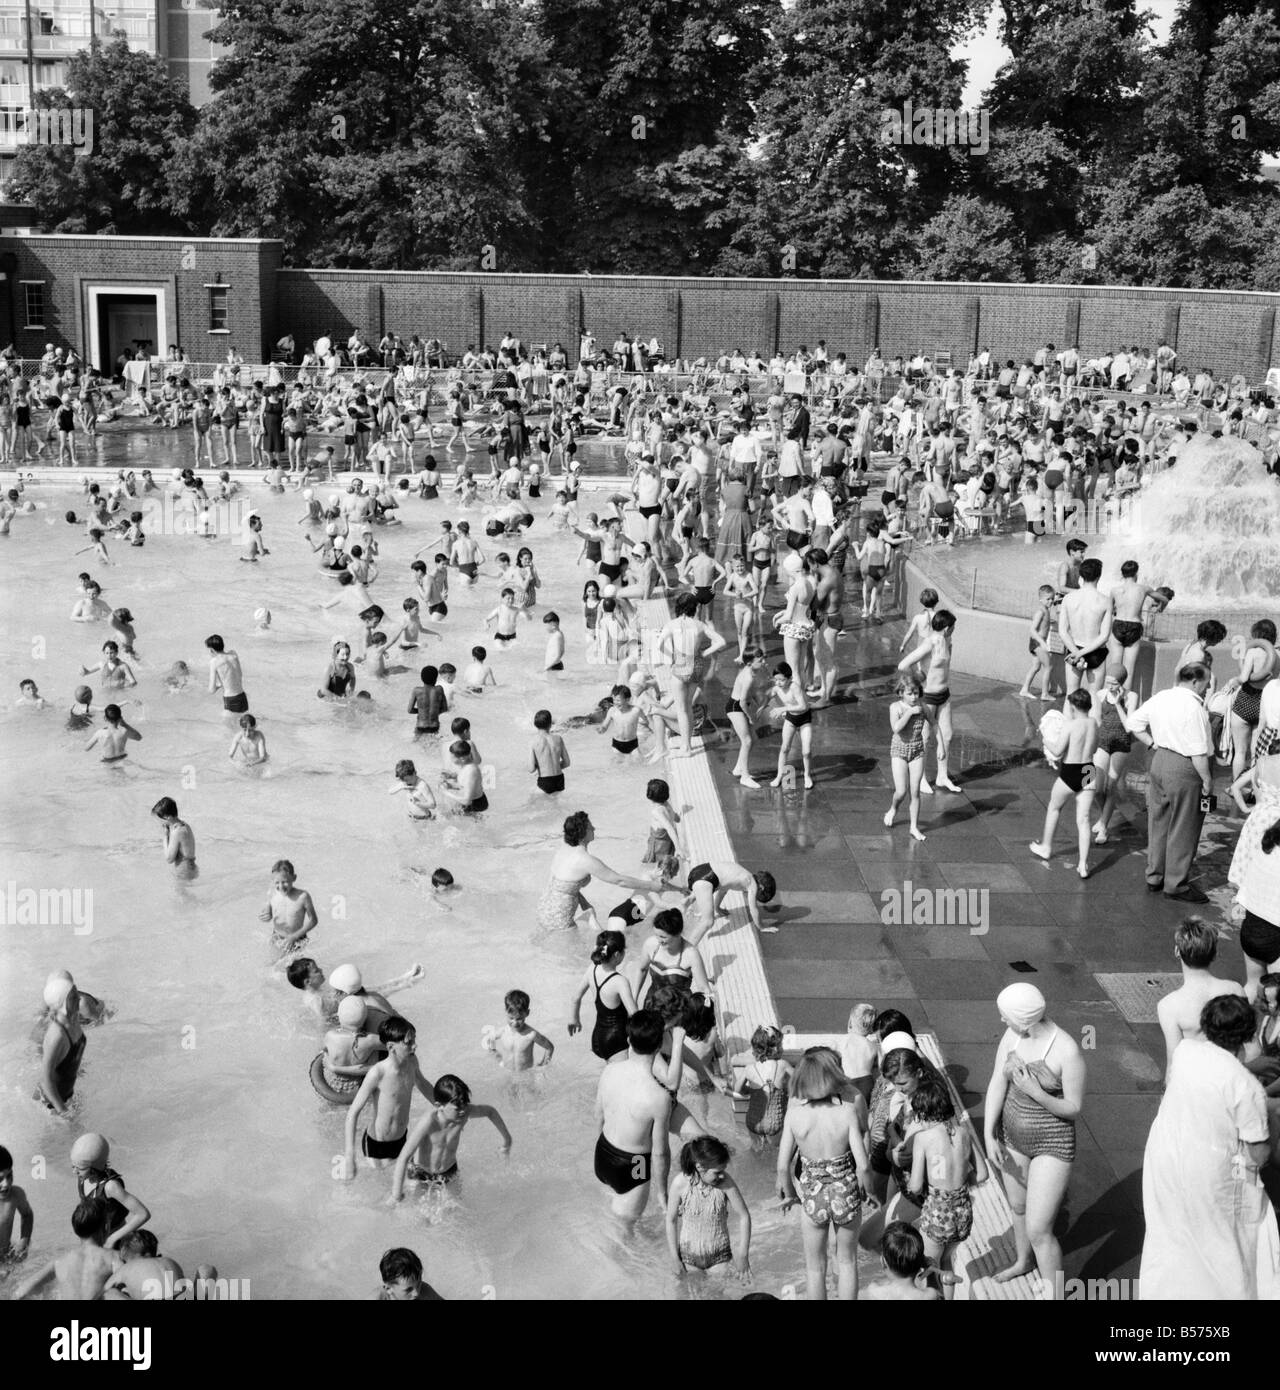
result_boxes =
[582,580,601,660]
[984,983,1085,1297]
[748,520,774,615]
[723,557,759,663]
[38,976,86,1114]
[567,930,638,1061]
[727,648,765,788]
[666,1135,752,1281]
[1031,688,1099,879]
[1090,663,1138,844]
[514,547,540,611]
[885,676,928,840]
[770,661,814,790]
[734,1025,793,1141]
[320,641,357,699]
[777,1047,874,1301]
[773,557,818,692]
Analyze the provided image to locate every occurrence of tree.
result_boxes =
[171,0,555,271]
[7,38,196,234]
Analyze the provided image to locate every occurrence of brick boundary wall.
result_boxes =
[6,237,1280,380]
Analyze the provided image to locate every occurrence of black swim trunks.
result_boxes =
[594,1133,650,1194]
[612,737,639,755]
[688,862,721,894]
[1111,619,1143,648]
[1075,646,1108,670]
[495,631,516,643]
[537,772,565,794]
[922,689,950,708]
[223,691,249,714]
[786,708,813,728]
[362,1130,406,1161]
[462,793,489,814]
[695,585,714,608]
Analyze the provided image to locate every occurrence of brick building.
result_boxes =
[3,232,1279,381]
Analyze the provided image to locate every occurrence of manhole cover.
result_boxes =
[1094,972,1183,1024]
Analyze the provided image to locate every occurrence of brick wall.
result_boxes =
[10,238,1280,380]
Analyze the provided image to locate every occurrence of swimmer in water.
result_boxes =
[389,1074,513,1200]
[70,581,111,623]
[483,990,554,1071]
[67,686,94,730]
[16,678,47,709]
[163,661,190,692]
[439,741,488,815]
[13,1199,119,1301]
[599,683,649,760]
[229,712,268,765]
[0,1144,34,1259]
[342,1017,435,1178]
[84,704,141,763]
[377,1247,444,1301]
[258,858,318,953]
[464,646,497,694]
[390,758,437,819]
[81,640,137,690]
[152,797,197,879]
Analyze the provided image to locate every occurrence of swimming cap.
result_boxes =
[43,975,75,1011]
[74,686,92,703]
[879,1031,917,1056]
[337,996,368,1028]
[1104,663,1127,682]
[303,488,313,500]
[70,1133,109,1168]
[997,982,1047,1031]
[329,963,362,993]
[65,510,77,523]
[601,584,617,599]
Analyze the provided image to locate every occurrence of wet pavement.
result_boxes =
[697,572,1260,1285]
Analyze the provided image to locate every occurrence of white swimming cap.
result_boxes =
[601,584,617,599]
[43,971,75,1011]
[329,963,362,994]
[70,1133,109,1168]
[303,488,313,500]
[880,1031,918,1056]
[337,996,368,1028]
[43,975,75,1011]
[998,983,1047,1032]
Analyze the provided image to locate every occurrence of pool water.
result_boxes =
[0,461,863,1301]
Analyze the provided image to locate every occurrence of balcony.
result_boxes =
[0,12,157,55]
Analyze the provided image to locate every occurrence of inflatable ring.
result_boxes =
[309,1052,360,1106]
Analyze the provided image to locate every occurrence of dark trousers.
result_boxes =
[1145,749,1205,895]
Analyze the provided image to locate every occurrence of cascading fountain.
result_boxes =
[1097,435,1280,607]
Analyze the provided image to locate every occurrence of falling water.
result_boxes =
[1097,436,1280,607]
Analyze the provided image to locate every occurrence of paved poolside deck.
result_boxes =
[696,580,1263,1286]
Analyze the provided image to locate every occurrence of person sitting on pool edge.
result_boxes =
[682,860,778,944]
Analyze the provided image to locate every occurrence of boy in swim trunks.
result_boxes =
[205,635,249,714]
[408,665,447,736]
[439,741,488,814]
[389,758,437,819]
[897,609,961,794]
[684,861,778,944]
[13,1199,119,1301]
[483,989,554,1070]
[1017,585,1056,700]
[84,704,141,762]
[486,588,522,644]
[679,538,726,620]
[530,709,570,793]
[390,1074,512,1198]
[342,1017,435,1177]
[599,684,649,758]
[1059,557,1113,694]
[258,858,318,953]
[1108,559,1170,682]
[464,646,496,693]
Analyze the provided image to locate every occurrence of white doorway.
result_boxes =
[84,284,168,375]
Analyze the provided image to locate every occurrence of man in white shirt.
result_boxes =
[1127,663,1214,901]
[1110,349,1131,391]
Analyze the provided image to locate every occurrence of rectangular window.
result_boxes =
[22,281,44,328]
[208,285,228,332]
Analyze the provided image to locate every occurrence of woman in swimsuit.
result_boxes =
[636,907,710,1008]
[777,1047,875,1301]
[1227,755,1280,1001]
[770,660,814,791]
[1030,688,1099,879]
[1223,620,1278,782]
[1090,662,1138,844]
[537,811,656,933]
[567,930,639,1061]
[772,555,818,693]
[657,592,727,757]
[37,975,86,1114]
[727,648,766,788]
[983,983,1085,1298]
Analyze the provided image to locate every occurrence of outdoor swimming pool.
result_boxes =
[0,463,869,1300]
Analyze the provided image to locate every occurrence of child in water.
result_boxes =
[482,990,555,1070]
[258,859,318,954]
[733,1025,793,1141]
[389,1074,512,1198]
[229,712,268,766]
[389,759,436,820]
[665,1135,752,1283]
[840,1004,878,1105]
